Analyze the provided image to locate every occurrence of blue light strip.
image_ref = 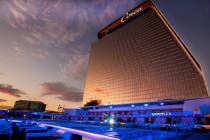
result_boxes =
[41,123,119,140]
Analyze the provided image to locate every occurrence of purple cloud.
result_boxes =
[1,0,139,81]
[0,84,26,97]
[63,54,88,80]
[13,46,24,55]
[40,82,83,102]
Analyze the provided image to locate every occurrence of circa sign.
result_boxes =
[121,7,143,23]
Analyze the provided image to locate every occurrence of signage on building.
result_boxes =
[121,7,143,23]
[151,112,172,116]
[98,1,154,39]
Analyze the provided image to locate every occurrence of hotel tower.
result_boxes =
[83,0,209,106]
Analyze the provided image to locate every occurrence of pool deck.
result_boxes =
[40,121,209,140]
[1,119,210,140]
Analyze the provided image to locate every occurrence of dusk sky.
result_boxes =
[0,0,209,111]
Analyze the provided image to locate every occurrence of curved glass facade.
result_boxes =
[83,1,209,106]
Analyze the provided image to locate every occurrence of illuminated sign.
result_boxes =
[98,1,154,39]
[121,7,143,23]
[151,112,172,116]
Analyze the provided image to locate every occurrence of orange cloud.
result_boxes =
[40,82,83,102]
[0,84,26,97]
[0,99,7,102]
